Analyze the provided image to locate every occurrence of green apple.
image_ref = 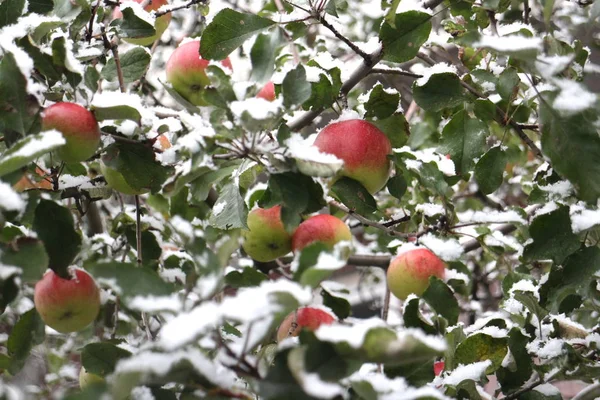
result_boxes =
[277,307,335,342]
[291,214,352,252]
[165,40,233,106]
[112,0,172,46]
[42,102,101,163]
[313,119,392,194]
[79,366,105,389]
[242,205,292,262]
[34,269,101,333]
[387,248,446,300]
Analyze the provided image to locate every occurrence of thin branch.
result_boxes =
[86,0,101,43]
[370,68,422,79]
[101,26,125,93]
[330,200,413,238]
[155,0,208,16]
[487,10,499,36]
[317,14,371,64]
[523,0,530,24]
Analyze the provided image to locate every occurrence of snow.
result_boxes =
[476,326,508,338]
[6,130,65,161]
[158,302,221,350]
[396,147,455,175]
[285,134,344,175]
[315,317,387,348]
[419,234,463,261]
[535,55,574,79]
[414,63,458,87]
[128,294,182,313]
[92,91,155,127]
[442,360,491,386]
[415,203,445,217]
[552,79,597,115]
[538,180,574,199]
[509,279,539,299]
[474,35,542,53]
[534,384,561,396]
[0,263,21,280]
[0,182,25,212]
[230,97,283,120]
[533,338,565,359]
[457,210,526,225]
[120,1,156,26]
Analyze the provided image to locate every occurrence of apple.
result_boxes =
[42,102,101,164]
[34,269,101,333]
[242,206,292,262]
[112,0,171,46]
[256,81,276,101]
[291,214,351,252]
[166,40,233,106]
[313,119,392,194]
[79,366,105,389]
[386,248,446,300]
[276,307,335,342]
[434,360,445,376]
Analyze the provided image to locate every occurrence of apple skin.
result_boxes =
[242,206,292,262]
[386,248,446,300]
[313,119,392,194]
[256,81,276,101]
[434,360,445,376]
[166,40,233,106]
[79,367,105,389]
[112,0,171,46]
[291,214,351,252]
[34,269,101,333]
[42,103,101,164]
[100,161,149,196]
[276,307,335,342]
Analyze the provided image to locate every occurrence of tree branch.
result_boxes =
[317,14,371,64]
[101,26,125,93]
[370,68,423,79]
[155,0,209,17]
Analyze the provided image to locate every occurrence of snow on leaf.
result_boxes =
[0,130,66,177]
[158,302,221,351]
[441,360,492,386]
[419,234,463,262]
[552,79,597,116]
[0,182,25,212]
[285,133,344,178]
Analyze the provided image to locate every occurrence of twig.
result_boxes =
[487,10,499,36]
[86,0,101,43]
[370,68,423,79]
[523,0,530,24]
[155,0,208,17]
[330,200,413,238]
[101,26,126,93]
[317,14,371,64]
[274,0,301,64]
[135,195,153,340]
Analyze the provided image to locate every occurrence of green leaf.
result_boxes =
[103,142,173,194]
[200,8,276,60]
[101,47,151,83]
[540,92,600,202]
[250,28,285,83]
[209,182,248,230]
[380,11,432,63]
[321,287,351,319]
[497,328,534,394]
[331,177,377,216]
[498,67,520,101]
[439,110,488,175]
[403,297,437,335]
[370,112,410,148]
[413,72,467,112]
[387,174,407,200]
[225,267,268,288]
[116,6,156,39]
[0,274,19,314]
[384,360,435,387]
[27,0,54,14]
[33,200,82,276]
[0,238,48,282]
[92,104,142,123]
[454,333,507,374]
[7,308,45,374]
[304,68,342,110]
[417,162,449,196]
[293,243,348,288]
[561,246,600,288]
[0,0,26,29]
[86,262,174,300]
[474,146,508,194]
[364,84,400,120]
[282,65,312,107]
[124,229,161,267]
[0,132,65,177]
[523,206,580,264]
[81,342,132,376]
[84,65,100,92]
[422,277,459,326]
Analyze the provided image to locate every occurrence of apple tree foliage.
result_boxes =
[0,0,599,399]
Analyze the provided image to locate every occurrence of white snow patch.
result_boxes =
[414,63,458,87]
[442,360,491,386]
[415,203,445,217]
[158,302,221,350]
[552,79,597,116]
[419,234,463,261]
[570,203,600,233]
[0,182,25,212]
[457,210,526,225]
[230,97,283,120]
[474,35,542,53]
[128,294,182,313]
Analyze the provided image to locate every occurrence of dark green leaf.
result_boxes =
[540,91,600,202]
[523,206,580,264]
[33,200,81,276]
[384,360,435,387]
[7,308,45,374]
[0,53,39,138]
[102,47,151,83]
[0,238,48,282]
[439,110,488,175]
[386,174,407,200]
[364,84,400,120]
[422,277,459,326]
[417,162,449,196]
[370,112,410,148]
[0,0,26,29]
[124,229,162,267]
[497,328,534,393]
[282,65,312,107]
[380,11,432,63]
[81,342,132,376]
[225,267,268,288]
[331,177,377,216]
[250,28,285,83]
[562,246,600,288]
[27,0,54,14]
[498,68,519,101]
[0,132,65,177]
[116,6,155,39]
[321,288,351,319]
[403,297,437,335]
[454,333,507,374]
[512,291,549,321]
[413,72,466,112]
[209,182,248,230]
[200,8,276,60]
[304,68,342,110]
[84,65,100,92]
[474,146,508,194]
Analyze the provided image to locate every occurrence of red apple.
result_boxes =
[386,248,446,300]
[34,269,101,333]
[276,307,335,342]
[291,214,351,252]
[42,103,101,164]
[112,0,171,46]
[166,40,233,106]
[256,81,276,101]
[313,119,392,194]
[434,360,445,376]
[242,206,292,262]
